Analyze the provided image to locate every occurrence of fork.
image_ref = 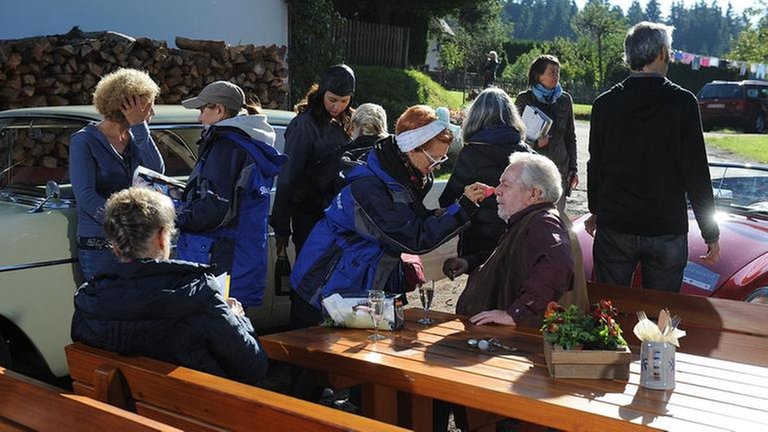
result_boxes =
[636,310,648,322]
[665,315,682,335]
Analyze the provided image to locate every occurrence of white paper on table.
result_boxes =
[322,293,395,329]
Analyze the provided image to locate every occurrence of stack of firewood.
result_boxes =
[0,27,288,110]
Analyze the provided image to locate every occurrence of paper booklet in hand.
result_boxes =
[521,105,553,142]
[132,166,185,203]
[214,272,230,299]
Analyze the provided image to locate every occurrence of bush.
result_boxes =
[353,65,464,129]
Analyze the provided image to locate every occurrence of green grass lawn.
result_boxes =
[705,135,768,164]
[443,90,465,110]
[573,103,591,121]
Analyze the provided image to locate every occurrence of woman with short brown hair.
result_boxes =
[72,187,268,386]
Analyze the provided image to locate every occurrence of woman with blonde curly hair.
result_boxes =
[69,68,164,280]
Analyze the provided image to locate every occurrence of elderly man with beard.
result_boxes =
[445,152,575,328]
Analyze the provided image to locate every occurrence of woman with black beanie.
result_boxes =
[270,64,355,256]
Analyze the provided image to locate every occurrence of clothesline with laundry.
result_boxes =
[672,49,767,79]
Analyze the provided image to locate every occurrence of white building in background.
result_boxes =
[0,0,288,48]
[425,18,455,72]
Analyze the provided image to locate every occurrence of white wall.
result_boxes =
[0,0,287,48]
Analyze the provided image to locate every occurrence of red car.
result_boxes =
[698,80,768,133]
[573,162,768,303]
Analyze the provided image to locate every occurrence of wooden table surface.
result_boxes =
[261,309,768,432]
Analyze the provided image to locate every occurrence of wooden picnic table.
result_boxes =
[261,308,768,432]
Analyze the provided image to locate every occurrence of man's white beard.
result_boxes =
[497,206,510,223]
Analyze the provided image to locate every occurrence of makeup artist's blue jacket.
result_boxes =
[176,115,287,307]
[291,142,476,310]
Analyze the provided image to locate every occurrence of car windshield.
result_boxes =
[698,84,742,99]
[710,165,768,214]
[0,116,199,199]
[0,117,84,196]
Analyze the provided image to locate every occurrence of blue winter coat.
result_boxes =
[291,146,476,310]
[71,259,268,386]
[176,116,287,307]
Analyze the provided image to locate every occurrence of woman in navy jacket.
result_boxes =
[72,187,267,386]
[175,81,286,308]
[290,105,490,327]
[69,68,164,280]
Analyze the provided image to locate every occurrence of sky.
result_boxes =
[573,0,755,19]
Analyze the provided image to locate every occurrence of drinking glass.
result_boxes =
[367,290,387,341]
[418,281,435,325]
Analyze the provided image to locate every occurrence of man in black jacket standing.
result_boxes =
[585,21,720,292]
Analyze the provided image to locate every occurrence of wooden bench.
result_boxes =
[0,366,179,431]
[588,281,768,366]
[65,343,408,432]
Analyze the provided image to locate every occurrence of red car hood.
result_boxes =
[573,209,768,299]
[682,209,768,297]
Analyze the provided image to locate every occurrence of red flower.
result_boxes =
[544,301,564,318]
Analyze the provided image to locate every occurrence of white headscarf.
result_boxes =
[394,120,448,153]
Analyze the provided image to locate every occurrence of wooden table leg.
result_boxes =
[361,383,398,424]
[408,394,433,432]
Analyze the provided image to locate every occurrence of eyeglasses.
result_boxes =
[421,149,449,169]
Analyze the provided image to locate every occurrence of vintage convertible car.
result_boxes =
[0,104,456,383]
[572,162,768,303]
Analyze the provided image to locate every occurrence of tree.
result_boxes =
[627,0,645,25]
[729,2,768,61]
[572,0,626,87]
[667,1,748,56]
[503,0,578,41]
[645,0,662,22]
[438,0,513,75]
[286,0,345,105]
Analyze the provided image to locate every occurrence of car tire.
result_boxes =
[752,114,766,134]
[702,123,713,132]
[745,287,768,304]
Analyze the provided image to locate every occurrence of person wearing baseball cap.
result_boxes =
[175,81,287,309]
[271,64,356,260]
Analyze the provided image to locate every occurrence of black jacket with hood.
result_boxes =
[588,75,719,243]
[71,259,268,386]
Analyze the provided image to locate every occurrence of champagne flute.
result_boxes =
[418,281,435,325]
[367,290,387,342]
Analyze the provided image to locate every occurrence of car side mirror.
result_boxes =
[28,181,60,213]
[45,180,60,203]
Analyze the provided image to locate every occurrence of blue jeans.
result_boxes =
[78,249,119,281]
[593,227,688,293]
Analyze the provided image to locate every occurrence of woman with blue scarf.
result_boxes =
[515,55,578,211]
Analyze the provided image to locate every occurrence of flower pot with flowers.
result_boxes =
[541,300,631,380]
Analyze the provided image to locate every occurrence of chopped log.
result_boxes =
[1,31,287,110]
[175,37,226,59]
[6,52,22,69]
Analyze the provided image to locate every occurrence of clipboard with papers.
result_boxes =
[521,105,554,142]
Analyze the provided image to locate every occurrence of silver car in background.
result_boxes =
[0,105,454,383]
